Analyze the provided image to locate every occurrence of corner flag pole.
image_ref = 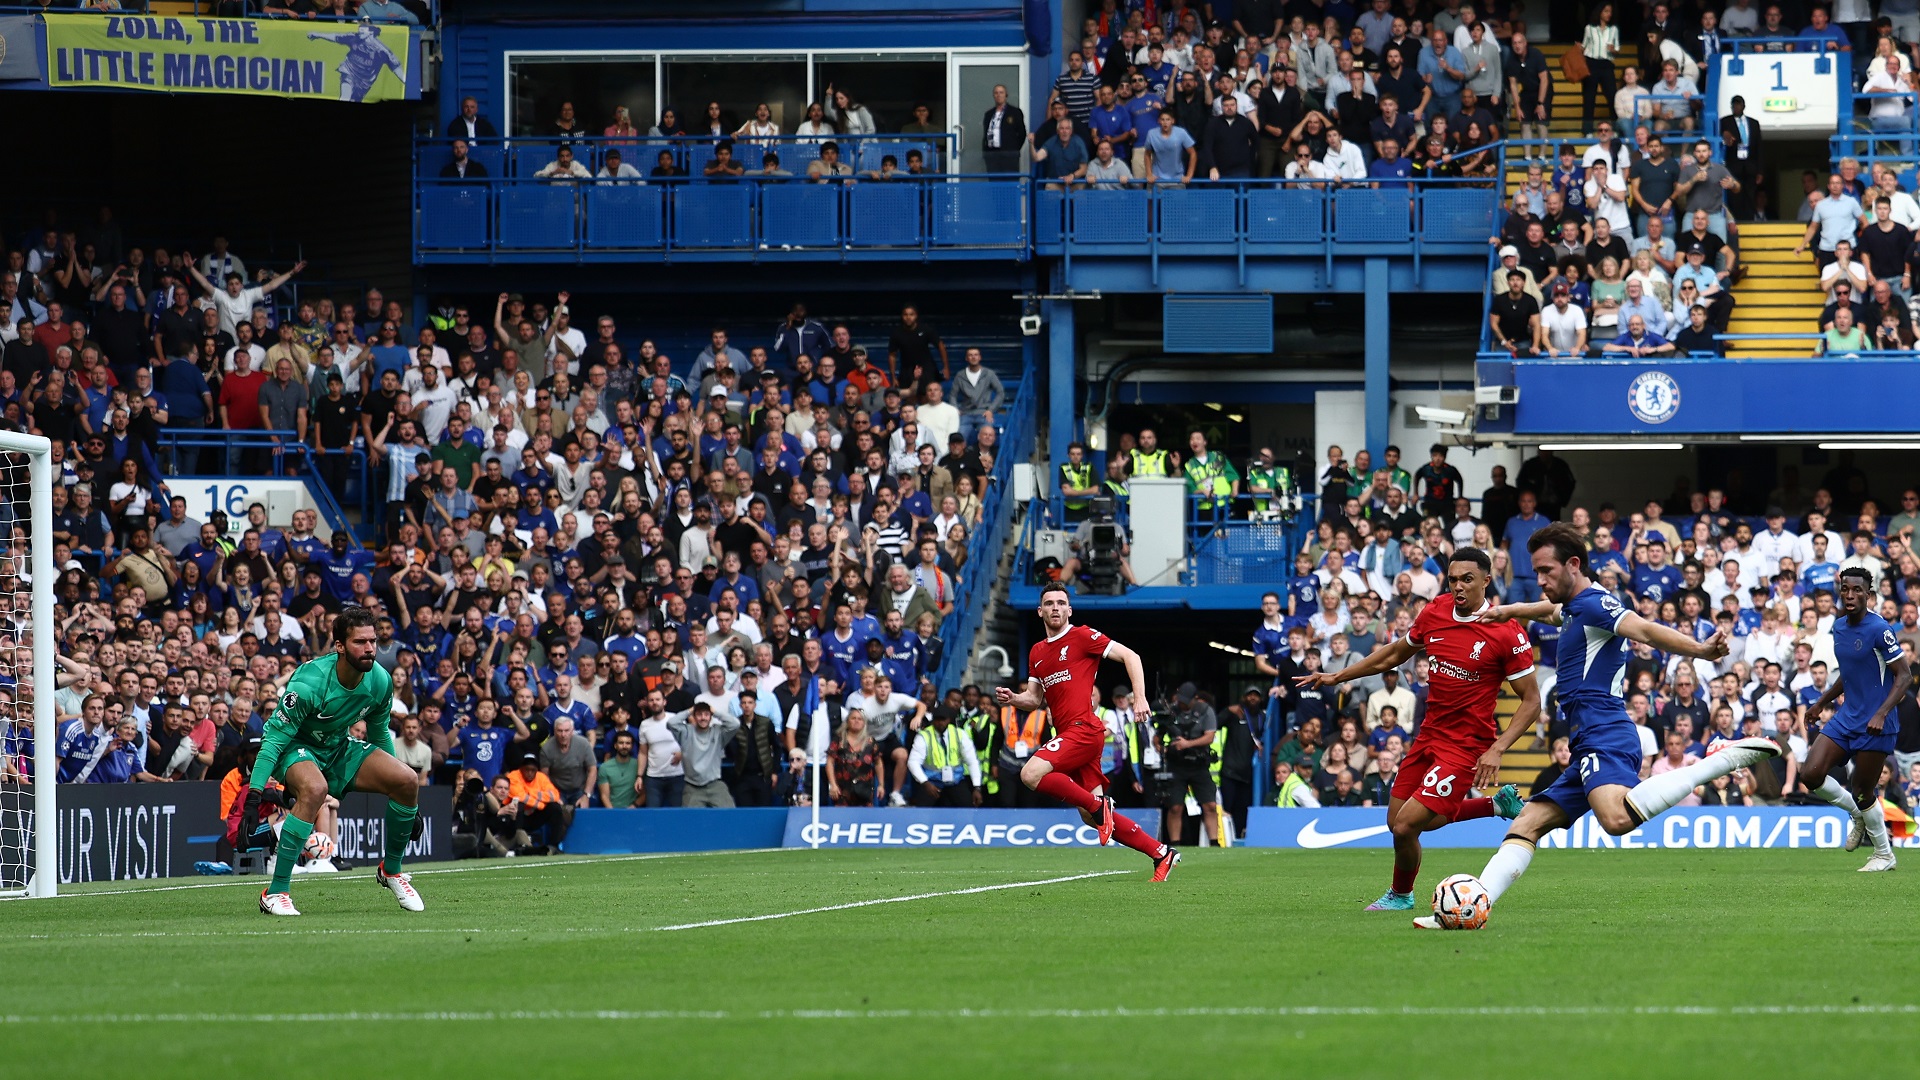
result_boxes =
[807,704,828,849]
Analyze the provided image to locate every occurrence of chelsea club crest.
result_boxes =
[1627,371,1681,425]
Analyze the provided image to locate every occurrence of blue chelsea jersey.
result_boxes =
[1556,585,1632,712]
[1831,612,1903,727]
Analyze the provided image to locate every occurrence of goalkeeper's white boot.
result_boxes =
[377,867,425,911]
[259,890,301,917]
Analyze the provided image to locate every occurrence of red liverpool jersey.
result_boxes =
[1403,600,1535,747]
[1027,624,1111,730]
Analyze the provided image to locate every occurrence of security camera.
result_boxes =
[1019,313,1043,336]
[1415,405,1468,425]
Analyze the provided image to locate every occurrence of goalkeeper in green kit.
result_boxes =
[241,607,425,916]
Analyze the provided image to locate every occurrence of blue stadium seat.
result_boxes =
[497,185,577,249]
[1157,186,1238,244]
[684,141,718,178]
[780,141,822,176]
[469,143,507,178]
[1069,188,1149,244]
[419,184,489,249]
[1419,188,1496,244]
[761,183,841,248]
[672,184,754,248]
[1332,187,1413,242]
[585,185,665,249]
[1245,188,1323,243]
[932,182,1023,247]
[418,141,454,177]
[624,139,681,175]
[847,182,922,246]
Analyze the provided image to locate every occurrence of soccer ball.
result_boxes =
[1431,874,1491,930]
[301,830,338,865]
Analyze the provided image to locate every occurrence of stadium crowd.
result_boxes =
[2,209,1265,855]
[1243,441,1920,820]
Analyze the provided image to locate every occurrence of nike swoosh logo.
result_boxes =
[1296,819,1392,849]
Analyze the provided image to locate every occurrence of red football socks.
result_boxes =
[1454,797,1495,821]
[1034,771,1102,814]
[1110,813,1168,859]
[1392,859,1420,895]
[1032,773,1167,859]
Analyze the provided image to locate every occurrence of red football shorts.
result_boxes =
[1034,721,1109,795]
[1391,736,1487,819]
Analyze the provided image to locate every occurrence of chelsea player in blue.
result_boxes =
[1801,567,1912,872]
[1413,524,1782,928]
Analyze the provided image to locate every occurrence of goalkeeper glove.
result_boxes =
[238,788,267,851]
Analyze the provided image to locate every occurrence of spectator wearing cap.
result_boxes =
[908,705,982,807]
[1674,242,1736,330]
[666,701,743,807]
[1495,245,1543,304]
[1540,281,1590,357]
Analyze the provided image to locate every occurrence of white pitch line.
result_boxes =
[647,870,1132,931]
[3,1004,1917,1025]
[0,847,798,901]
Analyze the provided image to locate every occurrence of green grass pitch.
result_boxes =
[3,846,1917,1079]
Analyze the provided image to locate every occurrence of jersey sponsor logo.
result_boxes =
[1040,670,1073,689]
[1295,818,1393,848]
[1627,370,1682,424]
[1431,658,1483,683]
[474,740,494,761]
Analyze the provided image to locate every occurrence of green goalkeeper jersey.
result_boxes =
[250,654,396,790]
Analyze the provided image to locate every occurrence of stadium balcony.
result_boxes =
[414,136,1031,264]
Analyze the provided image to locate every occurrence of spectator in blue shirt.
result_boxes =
[1797,7,1849,50]
[1418,27,1468,120]
[1603,313,1676,355]
[1033,118,1090,188]
[1631,534,1684,602]
[1801,533,1840,593]
[1367,138,1414,187]
[1088,84,1134,158]
[313,529,375,604]
[456,702,514,785]
[1501,489,1551,602]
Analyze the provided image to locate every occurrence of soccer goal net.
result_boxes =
[0,433,56,898]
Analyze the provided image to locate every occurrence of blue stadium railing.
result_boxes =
[416,174,1031,263]
[156,430,363,538]
[1030,177,1499,278]
[932,374,1032,695]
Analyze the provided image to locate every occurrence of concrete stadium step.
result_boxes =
[1736,290,1828,308]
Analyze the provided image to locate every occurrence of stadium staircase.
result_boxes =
[1724,223,1822,357]
[1489,685,1552,792]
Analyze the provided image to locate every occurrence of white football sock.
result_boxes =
[1480,839,1534,906]
[1808,776,1862,817]
[1864,798,1893,857]
[1626,745,1765,821]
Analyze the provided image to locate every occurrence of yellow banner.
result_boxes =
[44,13,413,102]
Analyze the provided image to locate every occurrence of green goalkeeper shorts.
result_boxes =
[271,737,378,798]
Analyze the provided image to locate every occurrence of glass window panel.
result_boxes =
[662,56,810,138]
[509,57,657,137]
[813,54,947,135]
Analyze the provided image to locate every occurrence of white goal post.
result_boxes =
[0,431,56,898]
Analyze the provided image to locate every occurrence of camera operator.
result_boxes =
[1059,497,1137,592]
[1218,687,1266,838]
[1159,681,1220,846]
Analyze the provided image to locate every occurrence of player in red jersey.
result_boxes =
[996,582,1180,880]
[1293,547,1541,910]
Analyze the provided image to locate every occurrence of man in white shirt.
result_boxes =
[1704,559,1749,611]
[1540,282,1589,356]
[1749,507,1799,577]
[187,256,305,337]
[1861,55,1913,133]
[1322,129,1367,180]
[1795,511,1847,566]
[410,362,458,443]
[916,380,960,449]
[596,149,643,182]
[1285,144,1336,185]
[1315,548,1370,596]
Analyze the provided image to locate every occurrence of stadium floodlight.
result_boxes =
[0,432,54,898]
